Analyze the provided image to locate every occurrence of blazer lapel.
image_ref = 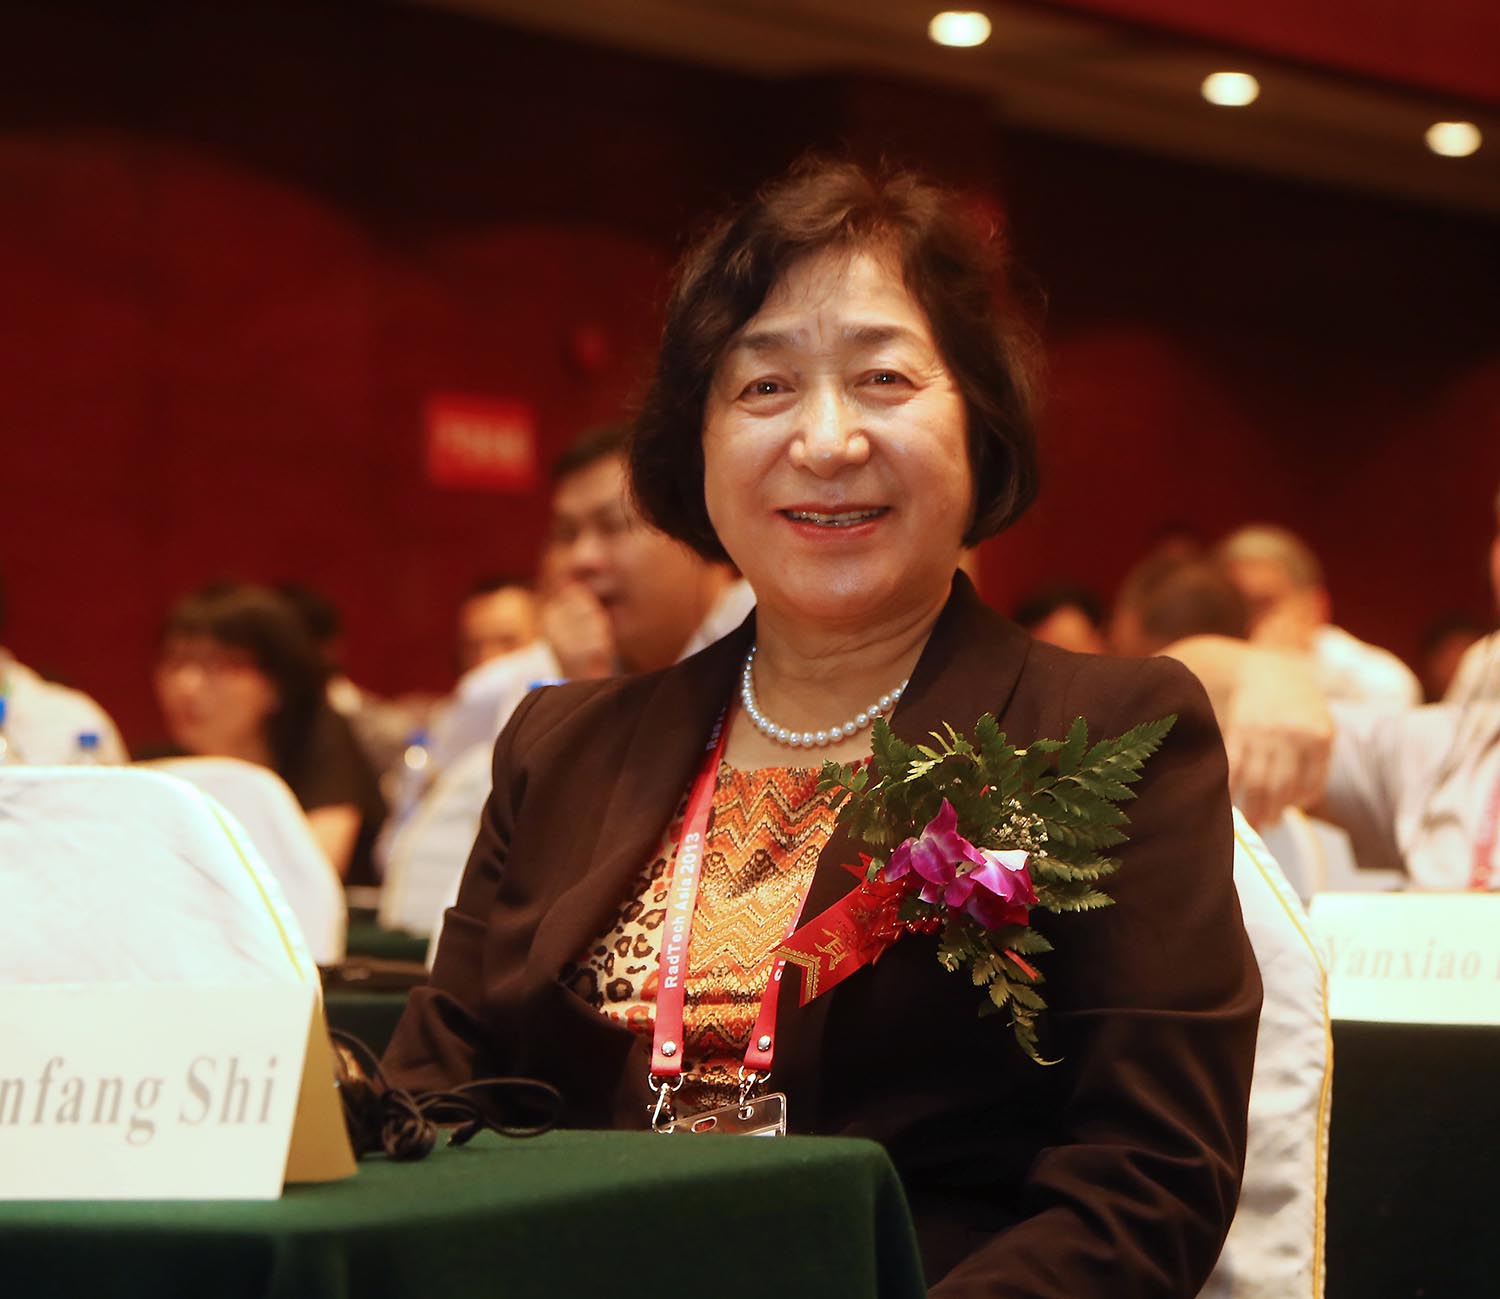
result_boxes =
[525,619,754,982]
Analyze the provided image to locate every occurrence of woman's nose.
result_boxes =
[162,662,203,691]
[789,389,870,477]
[155,663,200,710]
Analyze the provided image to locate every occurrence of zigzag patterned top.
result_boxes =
[562,761,836,1110]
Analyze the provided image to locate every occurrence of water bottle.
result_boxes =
[0,697,23,765]
[74,731,102,765]
[402,728,431,779]
[381,727,432,822]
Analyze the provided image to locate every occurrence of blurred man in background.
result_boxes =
[1110,554,1248,658]
[377,423,754,885]
[454,577,539,677]
[1217,523,1420,710]
[422,423,754,775]
[1012,582,1108,655]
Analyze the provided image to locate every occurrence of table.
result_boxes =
[1326,1020,1500,1299]
[0,1129,928,1299]
[343,920,429,965]
[290,998,1426,1296]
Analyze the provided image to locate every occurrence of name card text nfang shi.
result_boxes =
[0,982,315,1199]
[1311,893,1500,1025]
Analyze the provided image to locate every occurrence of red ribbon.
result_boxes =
[779,857,1034,1007]
[777,863,917,1006]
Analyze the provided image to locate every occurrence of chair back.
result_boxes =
[0,766,314,985]
[1200,811,1332,1298]
[146,756,346,964]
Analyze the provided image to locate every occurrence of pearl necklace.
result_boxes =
[740,645,908,748]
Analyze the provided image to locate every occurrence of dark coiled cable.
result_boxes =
[331,1029,562,1161]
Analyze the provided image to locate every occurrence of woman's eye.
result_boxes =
[741,379,784,398]
[865,370,906,387]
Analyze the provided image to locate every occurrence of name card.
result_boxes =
[0,982,350,1199]
[1311,893,1500,1025]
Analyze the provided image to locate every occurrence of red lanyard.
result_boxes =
[649,714,811,1086]
[1468,772,1500,890]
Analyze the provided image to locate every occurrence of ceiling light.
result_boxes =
[1425,121,1482,158]
[928,11,991,48]
[1201,72,1260,108]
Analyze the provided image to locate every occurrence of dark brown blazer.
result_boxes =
[385,575,1261,1298]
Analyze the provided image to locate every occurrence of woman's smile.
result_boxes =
[779,504,890,535]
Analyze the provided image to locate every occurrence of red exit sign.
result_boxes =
[423,394,539,492]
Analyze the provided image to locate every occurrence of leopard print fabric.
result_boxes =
[562,761,836,1113]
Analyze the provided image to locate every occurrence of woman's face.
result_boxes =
[154,634,280,759]
[702,247,973,631]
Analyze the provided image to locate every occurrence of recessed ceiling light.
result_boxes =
[1201,72,1260,108]
[928,11,991,48]
[1425,121,1482,158]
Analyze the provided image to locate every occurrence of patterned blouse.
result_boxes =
[562,762,837,1112]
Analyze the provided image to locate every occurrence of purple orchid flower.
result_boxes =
[884,799,1035,930]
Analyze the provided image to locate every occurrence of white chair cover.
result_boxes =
[144,757,346,965]
[1257,810,1330,902]
[0,654,129,765]
[378,743,493,939]
[1200,811,1332,1299]
[0,767,315,985]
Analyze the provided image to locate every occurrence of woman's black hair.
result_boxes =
[160,583,327,781]
[630,156,1042,560]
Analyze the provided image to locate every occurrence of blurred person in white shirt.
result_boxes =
[1442,492,1500,705]
[1175,487,1500,886]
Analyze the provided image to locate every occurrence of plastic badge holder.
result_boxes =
[663,1091,787,1137]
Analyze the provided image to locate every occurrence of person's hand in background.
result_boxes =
[1164,635,1334,826]
[541,582,615,680]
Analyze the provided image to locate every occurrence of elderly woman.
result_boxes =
[385,160,1260,1297]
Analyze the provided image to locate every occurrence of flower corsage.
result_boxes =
[780,712,1175,1064]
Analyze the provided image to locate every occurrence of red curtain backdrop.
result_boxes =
[4,3,1498,745]
[1045,0,1500,105]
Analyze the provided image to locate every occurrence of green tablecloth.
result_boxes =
[1,1129,927,1299]
[343,921,429,965]
[323,991,411,1057]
